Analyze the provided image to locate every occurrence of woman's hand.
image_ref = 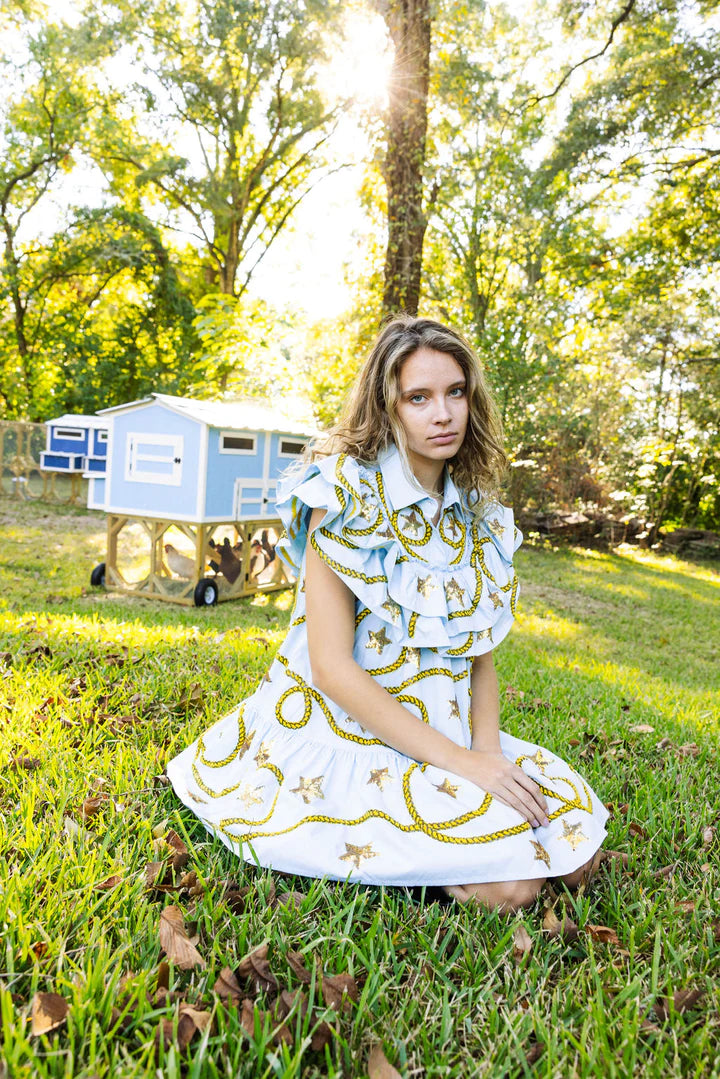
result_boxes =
[458,750,551,828]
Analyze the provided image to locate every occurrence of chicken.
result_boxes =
[164,543,196,579]
[208,536,242,584]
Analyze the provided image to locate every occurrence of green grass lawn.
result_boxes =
[0,498,718,1078]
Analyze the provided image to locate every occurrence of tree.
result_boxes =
[373,0,432,317]
[99,0,342,298]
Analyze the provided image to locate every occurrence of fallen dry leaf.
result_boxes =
[10,756,41,771]
[177,1005,212,1050]
[628,822,647,839]
[249,636,270,649]
[214,966,242,1001]
[287,950,313,984]
[677,742,700,757]
[156,960,170,991]
[321,972,359,1012]
[30,992,69,1036]
[542,907,579,941]
[601,849,629,871]
[513,924,533,962]
[310,1017,333,1051]
[652,863,676,879]
[158,905,206,970]
[585,924,620,945]
[239,999,291,1046]
[80,795,108,821]
[238,943,277,993]
[276,988,308,1020]
[368,1043,402,1078]
[701,825,715,848]
[630,724,654,734]
[94,874,122,891]
[677,900,696,913]
[165,830,190,870]
[278,890,305,910]
[525,1040,545,1064]
[654,988,705,1020]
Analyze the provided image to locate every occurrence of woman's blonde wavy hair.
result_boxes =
[311,315,508,510]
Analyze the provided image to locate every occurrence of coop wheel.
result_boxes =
[90,562,106,588]
[194,578,219,607]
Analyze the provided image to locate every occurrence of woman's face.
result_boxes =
[395,347,469,485]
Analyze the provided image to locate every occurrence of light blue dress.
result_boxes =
[166,445,608,885]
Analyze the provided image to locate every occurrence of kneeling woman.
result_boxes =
[167,316,608,911]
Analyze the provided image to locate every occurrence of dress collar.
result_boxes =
[376,443,461,512]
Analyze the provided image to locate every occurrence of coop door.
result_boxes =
[126,433,184,486]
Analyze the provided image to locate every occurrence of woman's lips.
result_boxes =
[429,432,457,443]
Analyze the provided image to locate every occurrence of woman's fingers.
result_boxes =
[495,784,538,825]
[514,771,550,820]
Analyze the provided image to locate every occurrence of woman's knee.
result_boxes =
[496,877,546,911]
[558,849,603,890]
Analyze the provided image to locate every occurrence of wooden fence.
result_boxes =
[0,420,86,504]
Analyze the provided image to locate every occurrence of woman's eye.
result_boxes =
[449,386,466,397]
[410,394,426,404]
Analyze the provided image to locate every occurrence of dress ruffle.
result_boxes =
[276,453,522,657]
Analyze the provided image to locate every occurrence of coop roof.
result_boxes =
[98,393,315,436]
[47,413,109,429]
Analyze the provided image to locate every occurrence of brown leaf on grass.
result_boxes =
[237,943,277,993]
[368,1044,402,1078]
[80,794,108,821]
[630,723,654,734]
[628,822,647,839]
[155,1017,175,1050]
[701,825,715,848]
[585,924,620,945]
[656,737,673,751]
[654,988,705,1020]
[677,900,696,913]
[311,1018,334,1051]
[513,924,533,962]
[156,960,170,992]
[710,919,720,942]
[165,830,190,870]
[145,861,170,889]
[29,941,48,959]
[678,742,700,757]
[276,988,308,1020]
[10,755,41,771]
[287,950,313,984]
[640,1017,661,1034]
[239,999,291,1046]
[94,874,123,891]
[223,879,251,913]
[321,972,359,1012]
[158,905,206,970]
[601,849,630,870]
[542,907,579,942]
[278,890,305,910]
[30,992,69,1036]
[249,636,270,650]
[214,966,242,1001]
[177,1005,212,1050]
[652,863,676,879]
[525,1040,545,1064]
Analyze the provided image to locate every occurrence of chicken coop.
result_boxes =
[89,393,313,606]
[39,414,109,504]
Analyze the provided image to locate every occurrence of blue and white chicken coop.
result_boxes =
[90,393,313,607]
[38,413,109,505]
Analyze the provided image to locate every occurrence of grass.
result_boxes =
[0,497,718,1078]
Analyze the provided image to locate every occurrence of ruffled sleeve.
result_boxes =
[276,453,522,658]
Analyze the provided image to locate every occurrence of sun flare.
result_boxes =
[318,9,393,108]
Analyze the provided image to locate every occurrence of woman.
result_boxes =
[167,316,608,911]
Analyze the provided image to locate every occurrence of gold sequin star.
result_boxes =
[435,777,459,798]
[253,741,274,767]
[366,627,392,654]
[416,574,438,598]
[291,775,325,804]
[358,497,377,522]
[488,591,503,609]
[529,749,553,775]
[381,598,402,625]
[238,781,264,807]
[236,731,256,760]
[367,767,393,790]
[446,516,460,539]
[405,647,421,669]
[530,839,551,869]
[487,517,506,537]
[376,525,394,540]
[477,627,493,642]
[402,509,424,537]
[444,577,465,604]
[448,699,461,721]
[558,819,588,850]
[339,841,377,869]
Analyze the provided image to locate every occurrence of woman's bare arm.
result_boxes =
[304,509,550,826]
[470,652,502,752]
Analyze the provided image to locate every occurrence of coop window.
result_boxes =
[279,439,306,458]
[125,433,184,486]
[220,432,256,455]
[97,429,108,442]
[55,427,84,440]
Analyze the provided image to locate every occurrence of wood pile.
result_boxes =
[516,511,720,559]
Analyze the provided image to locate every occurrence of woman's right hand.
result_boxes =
[457,750,551,828]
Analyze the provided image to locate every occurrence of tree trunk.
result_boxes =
[377,0,431,318]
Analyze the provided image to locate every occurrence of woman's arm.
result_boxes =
[305,509,550,827]
[470,652,502,752]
